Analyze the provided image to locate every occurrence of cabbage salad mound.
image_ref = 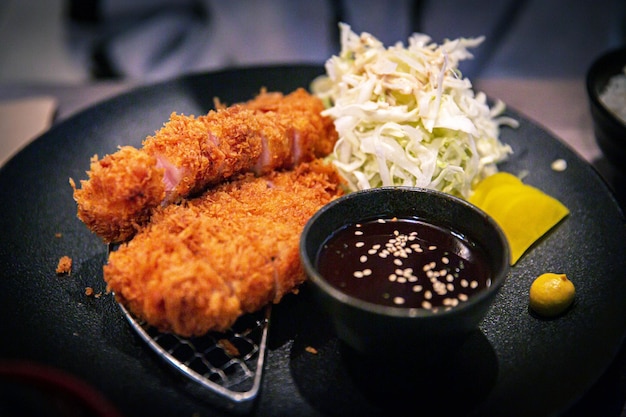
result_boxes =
[312,23,518,198]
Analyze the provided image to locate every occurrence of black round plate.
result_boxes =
[1,65,625,417]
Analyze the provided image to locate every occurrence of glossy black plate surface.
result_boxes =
[1,65,625,417]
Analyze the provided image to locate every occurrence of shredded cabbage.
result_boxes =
[311,23,518,199]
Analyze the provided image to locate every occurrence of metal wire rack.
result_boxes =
[118,303,270,414]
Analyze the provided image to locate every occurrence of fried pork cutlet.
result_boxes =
[70,105,263,243]
[103,161,344,337]
[71,89,338,244]
[237,87,338,165]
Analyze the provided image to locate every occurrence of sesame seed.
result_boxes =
[389,274,397,282]
[393,297,405,305]
[443,298,459,307]
[422,301,432,309]
[441,256,449,264]
[412,285,423,292]
[428,245,437,251]
[393,259,403,266]
[356,242,365,248]
[458,293,468,302]
[363,269,372,276]
[424,290,432,300]
[354,230,363,236]
[360,255,367,263]
[353,271,364,278]
[470,280,478,289]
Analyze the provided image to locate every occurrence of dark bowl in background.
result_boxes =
[586,46,626,171]
[300,187,510,358]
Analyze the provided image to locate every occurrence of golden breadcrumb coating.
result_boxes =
[72,89,337,244]
[70,146,165,243]
[142,105,263,199]
[104,160,344,337]
[241,88,338,158]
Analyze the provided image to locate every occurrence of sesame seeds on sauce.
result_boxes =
[316,217,492,311]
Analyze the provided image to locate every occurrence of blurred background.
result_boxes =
[0,0,624,85]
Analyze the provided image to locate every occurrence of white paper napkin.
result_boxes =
[0,96,58,167]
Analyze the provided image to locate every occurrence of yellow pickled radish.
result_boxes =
[469,172,523,207]
[469,172,569,265]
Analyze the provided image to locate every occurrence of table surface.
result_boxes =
[1,75,625,416]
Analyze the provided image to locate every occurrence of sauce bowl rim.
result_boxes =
[300,186,510,319]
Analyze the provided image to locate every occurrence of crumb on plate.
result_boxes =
[551,159,567,172]
[217,339,240,357]
[85,287,103,298]
[56,256,72,275]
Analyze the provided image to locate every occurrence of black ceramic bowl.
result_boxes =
[300,187,510,358]
[586,46,626,170]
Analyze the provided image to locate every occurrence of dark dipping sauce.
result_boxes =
[316,217,492,311]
